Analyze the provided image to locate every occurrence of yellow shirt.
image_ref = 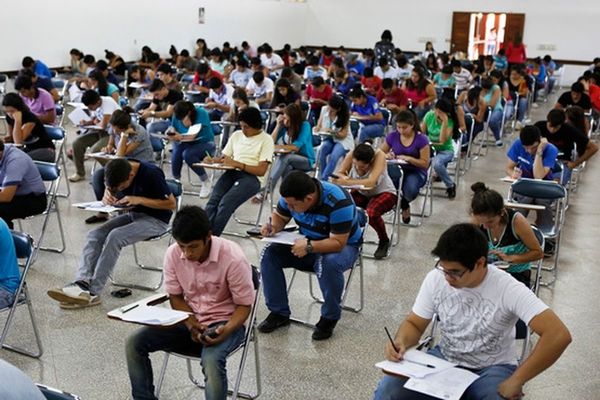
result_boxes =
[222,130,274,185]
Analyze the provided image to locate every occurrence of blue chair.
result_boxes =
[44,125,70,197]
[0,231,43,358]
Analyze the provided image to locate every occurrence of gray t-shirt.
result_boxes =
[0,145,46,196]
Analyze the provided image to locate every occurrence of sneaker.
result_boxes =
[446,184,456,199]
[68,173,85,182]
[258,313,290,333]
[59,297,102,309]
[312,316,338,340]
[544,240,555,257]
[515,121,523,131]
[47,281,97,305]
[495,140,504,147]
[251,192,264,204]
[199,182,212,199]
[401,208,411,224]
[532,102,539,109]
[374,239,391,260]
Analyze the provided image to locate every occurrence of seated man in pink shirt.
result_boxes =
[14,74,56,125]
[126,205,255,400]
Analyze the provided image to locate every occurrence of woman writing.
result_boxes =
[316,95,354,181]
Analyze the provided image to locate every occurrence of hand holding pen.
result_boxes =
[384,327,435,368]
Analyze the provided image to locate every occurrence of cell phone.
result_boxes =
[111,288,132,298]
[200,322,227,340]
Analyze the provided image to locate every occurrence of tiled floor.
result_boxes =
[2,93,599,400]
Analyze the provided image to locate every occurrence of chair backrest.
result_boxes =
[510,178,566,200]
[12,231,33,260]
[44,125,65,141]
[166,179,183,211]
[34,161,61,182]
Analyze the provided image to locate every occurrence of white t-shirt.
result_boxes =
[222,130,274,185]
[412,266,548,369]
[397,64,414,81]
[94,96,120,120]
[230,68,253,88]
[374,66,399,80]
[260,53,284,70]
[246,77,274,99]
[208,83,234,106]
[453,68,472,90]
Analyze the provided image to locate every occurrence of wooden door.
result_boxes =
[450,12,471,54]
[504,13,526,47]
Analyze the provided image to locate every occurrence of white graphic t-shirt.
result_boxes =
[413,266,548,369]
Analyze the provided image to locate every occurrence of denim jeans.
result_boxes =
[126,322,245,400]
[270,154,312,191]
[433,150,455,188]
[171,140,215,180]
[205,170,261,236]
[319,140,349,181]
[373,346,517,400]
[72,129,109,176]
[0,286,15,309]
[358,124,385,144]
[488,108,504,140]
[260,242,360,321]
[75,212,168,295]
[401,169,427,209]
[147,120,171,155]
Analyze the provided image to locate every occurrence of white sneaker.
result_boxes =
[515,121,523,131]
[68,173,85,182]
[199,182,212,198]
[532,103,539,109]
[47,282,97,305]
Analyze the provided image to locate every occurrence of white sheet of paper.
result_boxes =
[387,159,409,165]
[68,107,92,126]
[501,176,516,183]
[128,82,148,89]
[117,305,189,325]
[261,231,305,245]
[72,201,130,213]
[187,123,202,135]
[341,184,369,190]
[375,349,456,379]
[404,367,480,400]
[193,162,235,170]
[86,152,120,160]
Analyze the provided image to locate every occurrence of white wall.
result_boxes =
[0,0,307,71]
[304,0,600,62]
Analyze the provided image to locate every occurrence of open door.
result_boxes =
[451,12,471,55]
[503,13,526,47]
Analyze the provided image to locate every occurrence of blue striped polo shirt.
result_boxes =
[277,179,362,246]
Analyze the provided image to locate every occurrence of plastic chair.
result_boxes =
[110,179,183,291]
[155,266,262,400]
[0,231,43,358]
[44,125,70,197]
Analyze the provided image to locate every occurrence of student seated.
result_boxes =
[21,56,52,79]
[246,71,274,109]
[258,171,362,340]
[268,103,315,192]
[105,50,127,77]
[304,76,333,123]
[531,57,547,103]
[228,58,253,89]
[333,143,397,259]
[69,90,120,182]
[395,55,414,83]
[381,110,430,224]
[190,63,223,103]
[14,74,56,125]
[346,53,365,78]
[0,218,20,310]
[0,142,47,229]
[259,44,284,75]
[280,67,304,94]
[402,66,437,120]
[349,86,386,143]
[125,206,255,400]
[373,223,571,400]
[456,86,486,147]
[432,65,456,98]
[18,69,60,102]
[377,78,409,115]
[554,82,591,112]
[316,96,354,181]
[480,77,505,146]
[205,77,234,121]
[332,69,357,99]
[360,67,382,96]
[88,70,120,104]
[176,49,199,73]
[2,93,55,162]
[507,66,530,127]
[203,107,274,236]
[535,109,598,185]
[303,55,329,81]
[168,101,215,198]
[421,99,459,198]
[270,78,301,110]
[451,59,472,92]
[374,57,399,80]
[506,125,559,232]
[139,79,184,148]
[47,158,176,308]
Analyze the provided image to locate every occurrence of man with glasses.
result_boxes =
[47,158,176,309]
[374,223,571,400]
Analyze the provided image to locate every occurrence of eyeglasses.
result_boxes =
[434,260,468,279]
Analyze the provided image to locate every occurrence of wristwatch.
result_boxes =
[306,239,313,254]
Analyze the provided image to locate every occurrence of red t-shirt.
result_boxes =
[306,84,333,109]
[589,83,600,111]
[376,87,409,107]
[192,69,223,86]
[505,43,527,64]
[361,76,382,96]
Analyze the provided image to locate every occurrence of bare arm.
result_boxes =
[385,312,431,361]
[117,193,177,210]
[0,185,18,203]
[492,213,543,263]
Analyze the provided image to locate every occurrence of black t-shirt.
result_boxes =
[535,120,589,160]
[120,161,173,223]
[152,89,183,112]
[557,91,592,110]
[5,111,55,151]
[35,76,55,94]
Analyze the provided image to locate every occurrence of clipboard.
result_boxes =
[107,293,190,327]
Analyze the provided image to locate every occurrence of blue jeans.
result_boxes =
[401,169,427,209]
[270,154,312,191]
[319,140,349,181]
[261,242,360,321]
[92,167,105,200]
[205,170,261,236]
[171,140,215,180]
[126,322,244,400]
[0,286,15,309]
[147,120,171,155]
[488,108,504,140]
[358,124,385,143]
[373,346,517,400]
[433,150,454,188]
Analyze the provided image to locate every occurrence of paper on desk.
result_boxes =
[342,184,369,190]
[68,107,92,126]
[194,162,235,170]
[375,349,455,379]
[72,201,130,213]
[261,231,305,245]
[501,176,517,183]
[387,159,409,165]
[404,367,479,400]
[119,305,189,325]
[86,152,119,160]
[128,82,148,89]
[186,123,202,135]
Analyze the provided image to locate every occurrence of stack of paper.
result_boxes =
[68,107,92,126]
[261,231,304,245]
[118,305,189,326]
[73,201,130,213]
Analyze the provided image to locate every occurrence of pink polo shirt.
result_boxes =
[164,236,255,326]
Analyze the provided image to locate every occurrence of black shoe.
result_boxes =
[312,317,338,340]
[446,184,456,199]
[374,239,391,260]
[85,214,108,224]
[544,240,555,257]
[257,313,290,333]
[401,208,411,224]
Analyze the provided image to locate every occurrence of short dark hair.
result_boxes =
[238,107,263,129]
[157,63,173,75]
[208,76,223,89]
[520,125,541,146]
[14,74,34,91]
[21,56,35,68]
[81,90,101,106]
[109,109,132,129]
[441,65,453,74]
[252,71,265,84]
[195,63,209,75]
[379,56,389,67]
[470,182,504,217]
[236,58,248,68]
[547,109,566,127]
[311,76,325,87]
[353,143,375,163]
[451,59,462,69]
[104,159,132,188]
[280,171,316,200]
[83,54,95,65]
[570,82,584,93]
[349,85,366,99]
[172,206,212,243]
[381,78,394,89]
[173,100,196,120]
[148,79,165,92]
[95,59,109,71]
[180,49,190,57]
[431,223,488,271]
[363,67,374,78]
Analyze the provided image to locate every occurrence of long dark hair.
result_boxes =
[435,98,461,140]
[406,66,429,92]
[470,182,508,224]
[284,103,303,141]
[89,70,109,97]
[328,95,349,130]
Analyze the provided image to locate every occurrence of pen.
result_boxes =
[267,216,273,235]
[120,304,139,313]
[384,327,435,369]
